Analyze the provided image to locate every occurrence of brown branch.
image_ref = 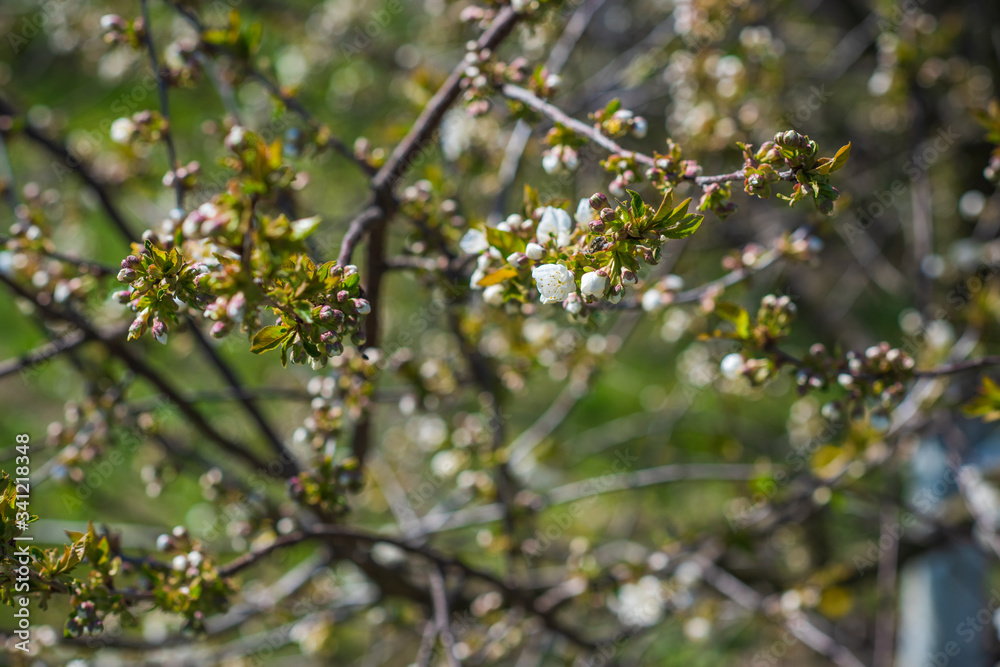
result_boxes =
[0,273,273,473]
[0,96,135,241]
[0,328,90,380]
[337,6,522,268]
[500,83,791,186]
[914,355,1000,377]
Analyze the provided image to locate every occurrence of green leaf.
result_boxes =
[627,189,645,220]
[144,239,168,267]
[660,213,703,240]
[485,226,526,256]
[964,376,1000,422]
[342,272,361,291]
[250,325,291,354]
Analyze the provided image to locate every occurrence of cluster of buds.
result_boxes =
[542,143,580,174]
[162,38,203,88]
[162,160,201,191]
[756,293,798,338]
[698,182,737,219]
[109,110,167,146]
[460,42,529,116]
[720,353,776,385]
[776,227,825,260]
[737,131,849,214]
[289,455,361,517]
[591,99,648,139]
[100,14,144,47]
[116,240,205,343]
[64,599,103,638]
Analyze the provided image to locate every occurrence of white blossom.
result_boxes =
[525,242,544,260]
[532,263,575,304]
[469,253,491,289]
[574,197,592,226]
[580,271,608,298]
[542,151,561,174]
[483,284,505,306]
[536,206,573,247]
[110,117,135,144]
[641,289,664,312]
[720,353,745,379]
[632,116,648,138]
[614,575,665,627]
[459,228,489,254]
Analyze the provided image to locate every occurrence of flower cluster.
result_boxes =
[463,188,704,313]
[115,127,369,368]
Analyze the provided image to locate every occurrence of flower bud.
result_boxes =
[152,319,168,345]
[353,299,371,315]
[621,269,637,286]
[589,219,606,233]
[351,331,367,346]
[319,305,334,322]
[122,255,142,270]
[226,291,246,321]
[525,242,544,260]
[320,330,336,343]
[113,290,132,304]
[225,125,247,152]
[590,193,608,210]
[600,208,615,223]
[210,321,229,338]
[336,290,350,303]
[504,252,525,267]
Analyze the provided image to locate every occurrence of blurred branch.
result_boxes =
[0,328,91,380]
[692,554,867,667]
[140,0,184,210]
[0,273,274,473]
[428,565,461,667]
[218,524,600,651]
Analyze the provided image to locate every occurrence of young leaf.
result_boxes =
[477,267,518,287]
[830,142,851,172]
[251,325,291,354]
